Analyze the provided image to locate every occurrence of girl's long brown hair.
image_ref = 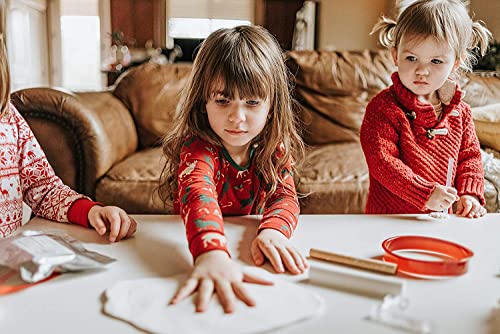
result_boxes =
[159,25,305,206]
[0,34,10,116]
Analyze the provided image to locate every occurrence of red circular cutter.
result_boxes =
[382,236,474,278]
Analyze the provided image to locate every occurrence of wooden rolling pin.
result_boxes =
[309,248,398,275]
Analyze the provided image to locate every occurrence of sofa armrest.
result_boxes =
[472,103,500,154]
[11,88,138,198]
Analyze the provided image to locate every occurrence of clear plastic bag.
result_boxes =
[366,295,434,333]
[0,230,115,283]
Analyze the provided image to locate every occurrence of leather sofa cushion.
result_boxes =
[287,50,395,145]
[298,142,369,213]
[96,143,369,214]
[95,147,171,214]
[459,72,500,107]
[472,103,500,152]
[113,63,192,148]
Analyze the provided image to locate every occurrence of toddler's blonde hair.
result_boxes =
[372,0,492,72]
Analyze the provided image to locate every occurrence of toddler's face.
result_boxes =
[392,34,459,103]
[206,90,270,157]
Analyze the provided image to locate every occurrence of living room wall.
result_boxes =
[470,0,500,39]
[318,0,499,51]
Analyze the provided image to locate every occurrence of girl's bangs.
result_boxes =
[204,61,271,101]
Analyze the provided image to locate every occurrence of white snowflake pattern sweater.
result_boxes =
[0,103,93,238]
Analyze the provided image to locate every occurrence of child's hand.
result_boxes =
[251,228,308,275]
[455,195,486,218]
[88,205,137,242]
[425,185,459,211]
[169,250,273,313]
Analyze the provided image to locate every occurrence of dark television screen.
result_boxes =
[171,38,204,62]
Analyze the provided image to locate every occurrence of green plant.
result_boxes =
[473,40,500,71]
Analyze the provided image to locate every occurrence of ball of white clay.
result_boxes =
[429,211,449,219]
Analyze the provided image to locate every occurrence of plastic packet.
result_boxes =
[366,295,434,333]
[0,230,115,283]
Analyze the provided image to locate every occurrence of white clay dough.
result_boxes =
[104,269,324,334]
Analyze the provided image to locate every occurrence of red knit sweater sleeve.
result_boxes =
[67,198,101,228]
[455,105,485,205]
[258,157,299,238]
[360,95,436,210]
[177,137,228,260]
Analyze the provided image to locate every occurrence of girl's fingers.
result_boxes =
[258,242,284,273]
[242,272,274,286]
[214,280,236,313]
[196,279,214,312]
[455,201,464,215]
[170,277,199,305]
[461,200,473,217]
[469,203,484,219]
[276,246,300,274]
[116,211,131,241]
[251,240,265,266]
[232,281,255,307]
[107,211,122,242]
[90,216,107,236]
[126,217,138,238]
[287,246,308,271]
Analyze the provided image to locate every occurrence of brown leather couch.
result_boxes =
[11,50,500,214]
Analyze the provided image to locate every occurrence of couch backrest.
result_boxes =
[113,62,192,148]
[287,49,396,145]
[112,53,498,149]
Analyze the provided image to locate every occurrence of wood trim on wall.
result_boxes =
[99,0,111,87]
[254,0,265,26]
[47,0,61,86]
[153,0,165,47]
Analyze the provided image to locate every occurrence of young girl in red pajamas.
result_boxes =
[0,35,136,241]
[160,25,307,313]
[361,0,491,218]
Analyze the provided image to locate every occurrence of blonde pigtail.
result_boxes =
[470,20,493,57]
[370,16,397,48]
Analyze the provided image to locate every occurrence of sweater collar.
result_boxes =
[390,72,462,115]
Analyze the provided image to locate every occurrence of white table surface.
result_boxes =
[1,214,499,334]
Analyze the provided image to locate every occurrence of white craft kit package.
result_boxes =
[104,269,324,334]
[0,230,115,282]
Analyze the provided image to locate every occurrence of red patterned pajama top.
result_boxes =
[175,136,299,259]
[0,103,97,237]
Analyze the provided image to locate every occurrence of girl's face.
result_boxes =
[206,90,270,160]
[392,34,459,103]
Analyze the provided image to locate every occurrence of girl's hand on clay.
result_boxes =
[455,195,486,218]
[251,228,308,275]
[169,250,273,313]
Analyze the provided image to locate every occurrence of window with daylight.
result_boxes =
[167,0,253,40]
[60,0,101,91]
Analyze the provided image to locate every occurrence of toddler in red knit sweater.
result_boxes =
[159,25,307,313]
[0,35,136,241]
[360,0,492,218]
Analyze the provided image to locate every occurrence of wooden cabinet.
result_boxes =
[255,0,305,50]
[110,0,165,48]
